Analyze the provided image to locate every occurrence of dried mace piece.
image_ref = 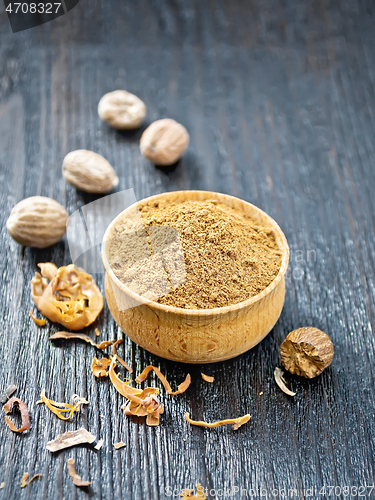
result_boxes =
[20,473,41,488]
[274,367,296,396]
[109,356,164,426]
[113,441,125,450]
[185,412,250,431]
[280,327,334,378]
[135,365,191,395]
[29,309,46,326]
[140,118,190,166]
[67,458,92,487]
[182,484,207,499]
[4,397,31,433]
[37,389,88,420]
[94,439,104,450]
[49,331,115,349]
[46,428,96,452]
[92,357,111,378]
[201,373,214,383]
[0,385,17,404]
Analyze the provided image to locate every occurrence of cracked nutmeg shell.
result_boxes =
[140,118,189,166]
[280,327,334,378]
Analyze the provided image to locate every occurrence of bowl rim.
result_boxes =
[101,190,289,317]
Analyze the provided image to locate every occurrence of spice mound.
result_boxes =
[108,199,282,309]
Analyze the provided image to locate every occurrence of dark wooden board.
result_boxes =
[0,0,375,498]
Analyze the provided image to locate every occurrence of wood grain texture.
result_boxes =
[0,0,375,498]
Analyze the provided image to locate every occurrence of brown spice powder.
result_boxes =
[108,199,282,309]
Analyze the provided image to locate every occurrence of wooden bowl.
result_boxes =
[102,190,289,363]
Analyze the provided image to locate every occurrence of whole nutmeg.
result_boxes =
[280,327,334,378]
[7,196,68,248]
[63,150,119,194]
[98,90,146,129]
[140,118,189,166]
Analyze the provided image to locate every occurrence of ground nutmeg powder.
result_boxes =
[108,199,282,309]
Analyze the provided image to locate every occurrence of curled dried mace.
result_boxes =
[37,389,88,420]
[108,355,132,398]
[135,365,191,395]
[182,484,207,499]
[4,397,31,433]
[274,367,296,396]
[20,473,41,488]
[112,339,133,373]
[67,458,92,487]
[92,357,112,378]
[49,331,116,350]
[109,356,163,426]
[121,387,164,427]
[29,309,46,326]
[185,412,250,430]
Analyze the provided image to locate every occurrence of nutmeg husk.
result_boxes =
[280,327,334,378]
[31,263,104,330]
